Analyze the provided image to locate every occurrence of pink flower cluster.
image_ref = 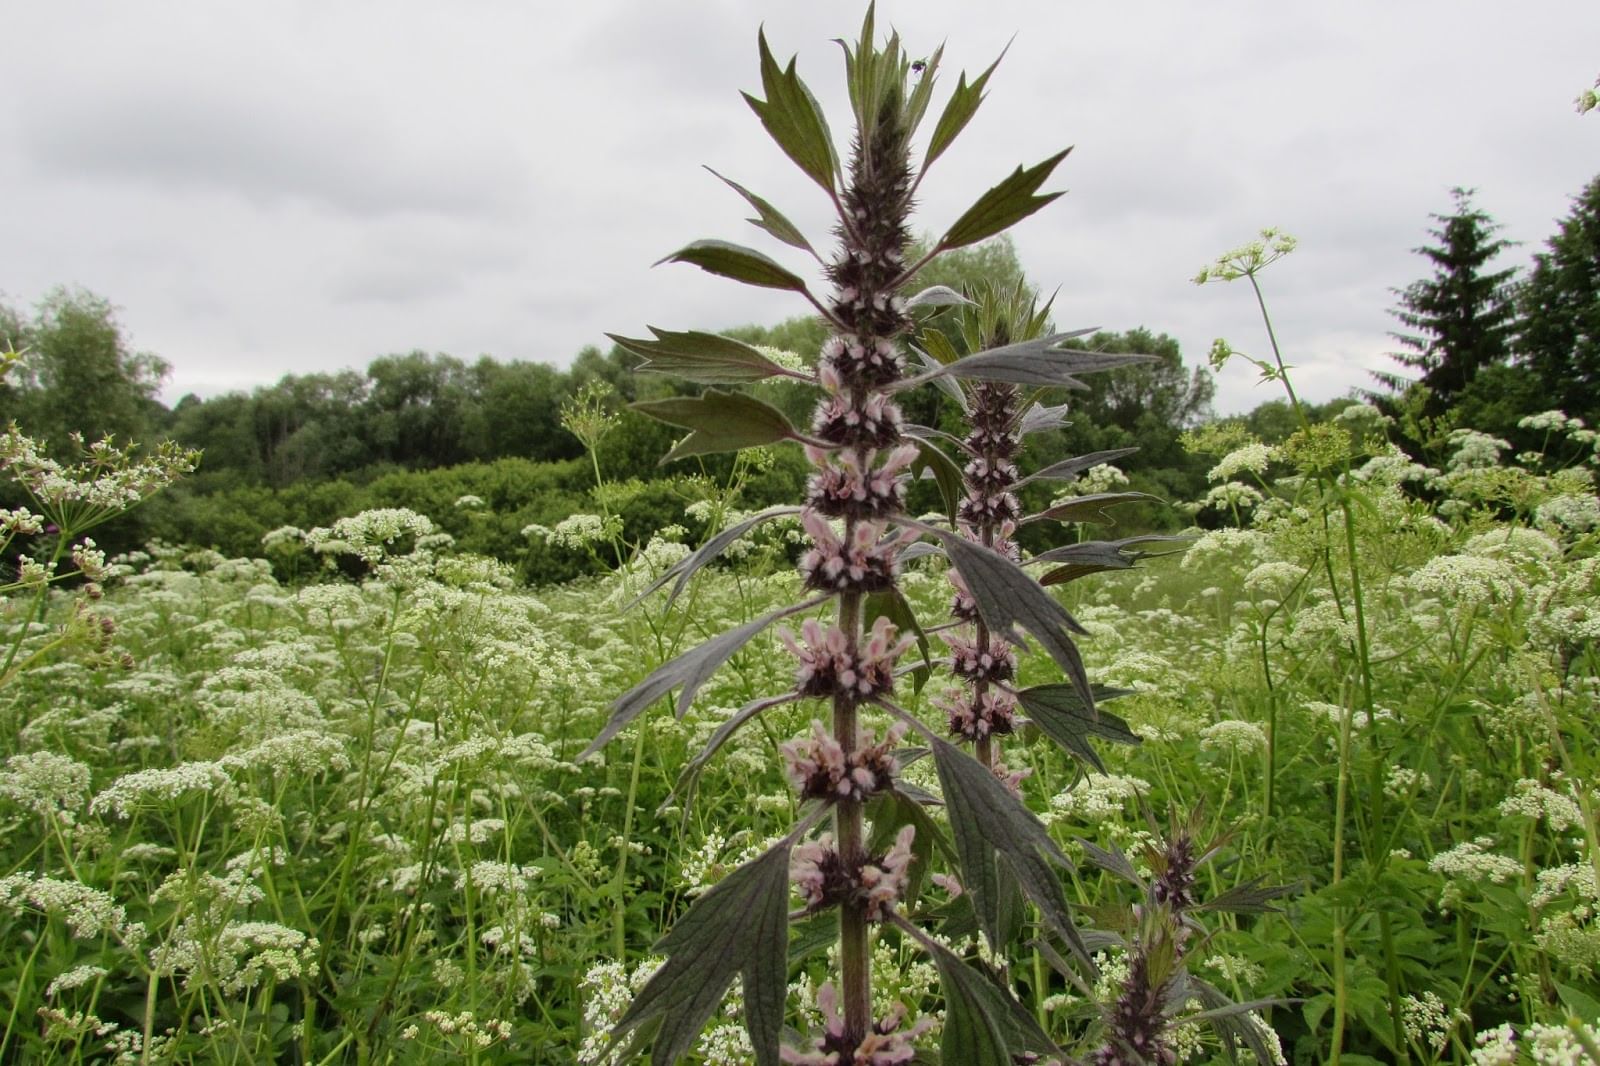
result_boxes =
[820,331,906,389]
[805,444,918,520]
[781,719,906,802]
[798,512,915,595]
[813,374,903,448]
[780,983,935,1066]
[942,631,1018,684]
[779,617,915,701]
[963,455,1020,493]
[935,687,1018,741]
[790,825,915,919]
[958,487,1020,526]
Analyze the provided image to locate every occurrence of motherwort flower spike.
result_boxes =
[589,9,1161,1063]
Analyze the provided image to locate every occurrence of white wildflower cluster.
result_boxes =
[1408,554,1523,605]
[1528,557,1600,647]
[44,964,109,999]
[1,504,45,535]
[527,513,622,550]
[1401,990,1466,1053]
[1536,493,1600,536]
[406,1010,513,1049]
[454,494,486,510]
[0,873,145,942]
[1384,766,1430,799]
[1462,527,1563,566]
[455,861,540,895]
[189,922,320,994]
[1446,429,1513,471]
[259,525,306,553]
[90,761,235,818]
[1199,719,1266,752]
[1208,442,1276,482]
[1201,482,1264,512]
[306,507,440,564]
[1243,560,1305,597]
[0,751,91,821]
[1471,1017,1600,1066]
[0,427,198,518]
[1181,528,1272,574]
[1048,773,1150,822]
[1428,838,1522,886]
[1352,447,1435,487]
[1499,779,1583,832]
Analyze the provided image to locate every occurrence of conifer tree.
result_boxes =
[1372,187,1517,414]
[1517,174,1600,424]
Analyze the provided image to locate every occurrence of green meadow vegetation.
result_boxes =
[2,13,1598,1066]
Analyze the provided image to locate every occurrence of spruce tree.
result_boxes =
[1517,174,1600,424]
[1373,187,1517,414]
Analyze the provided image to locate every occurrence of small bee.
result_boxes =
[911,58,927,74]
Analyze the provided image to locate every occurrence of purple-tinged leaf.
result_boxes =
[1196,876,1297,915]
[937,149,1072,251]
[902,331,1155,390]
[1012,447,1139,488]
[1016,401,1069,437]
[744,29,839,194]
[907,437,964,527]
[582,599,821,758]
[628,506,801,610]
[609,327,801,385]
[611,836,797,1066]
[923,47,1005,170]
[897,540,942,565]
[906,284,975,311]
[910,343,970,415]
[1031,535,1192,588]
[864,586,932,694]
[1023,492,1157,527]
[665,693,799,814]
[1075,837,1145,888]
[925,528,1099,715]
[631,390,803,463]
[706,167,817,255]
[657,239,811,293]
[932,738,1088,964]
[1184,976,1294,1066]
[1016,682,1141,772]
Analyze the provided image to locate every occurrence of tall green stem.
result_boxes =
[833,587,870,1043]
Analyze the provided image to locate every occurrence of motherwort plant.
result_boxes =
[582,12,1190,1063]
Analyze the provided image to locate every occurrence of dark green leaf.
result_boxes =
[907,437,964,527]
[1013,447,1139,487]
[657,239,811,293]
[583,600,816,758]
[911,344,969,414]
[1181,975,1294,1065]
[1016,401,1069,436]
[628,506,801,610]
[612,837,796,1066]
[744,29,839,193]
[666,693,798,814]
[923,49,1004,170]
[932,530,1098,717]
[632,390,802,463]
[913,333,1155,389]
[917,330,964,367]
[925,935,1060,1063]
[938,149,1071,250]
[706,167,817,255]
[865,586,932,695]
[1016,683,1142,772]
[1075,837,1145,887]
[906,285,975,311]
[1024,492,1158,526]
[1197,876,1298,915]
[866,788,953,904]
[1030,534,1191,570]
[932,738,1087,963]
[609,327,796,384]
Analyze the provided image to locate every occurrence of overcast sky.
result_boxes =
[3,2,1596,416]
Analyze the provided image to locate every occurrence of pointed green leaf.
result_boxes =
[864,586,932,694]
[937,149,1071,251]
[609,327,797,385]
[1016,682,1142,772]
[914,335,1156,390]
[611,837,796,1066]
[1197,875,1297,915]
[632,390,802,463]
[925,935,1061,1063]
[1023,492,1156,526]
[932,738,1087,963]
[931,530,1098,716]
[744,29,839,193]
[923,48,1004,170]
[1014,447,1139,487]
[907,437,964,527]
[667,693,798,814]
[628,506,801,610]
[706,167,817,255]
[906,285,975,311]
[583,599,817,757]
[658,239,812,293]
